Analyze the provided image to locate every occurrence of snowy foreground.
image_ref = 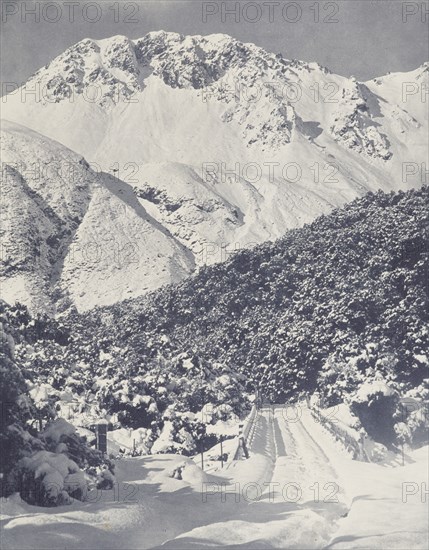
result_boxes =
[1,406,428,549]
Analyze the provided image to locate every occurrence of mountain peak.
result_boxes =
[20,31,260,106]
[1,31,427,313]
[142,29,184,41]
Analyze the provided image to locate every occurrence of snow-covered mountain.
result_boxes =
[1,32,428,311]
[0,121,194,312]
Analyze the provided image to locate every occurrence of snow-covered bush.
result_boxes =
[96,466,115,490]
[404,408,429,448]
[42,419,115,479]
[349,379,399,446]
[108,426,153,456]
[151,412,206,456]
[364,439,388,462]
[394,383,429,448]
[9,418,115,506]
[16,450,85,506]
[317,351,363,405]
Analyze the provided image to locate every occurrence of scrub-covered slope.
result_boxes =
[81,186,428,403]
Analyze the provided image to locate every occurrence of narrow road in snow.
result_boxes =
[158,405,348,548]
[250,406,347,512]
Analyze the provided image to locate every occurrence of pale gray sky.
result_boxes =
[1,0,428,86]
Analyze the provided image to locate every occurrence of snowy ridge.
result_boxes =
[1,32,428,311]
[0,120,194,312]
[4,31,427,163]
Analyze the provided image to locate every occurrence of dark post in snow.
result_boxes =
[96,419,108,455]
[220,435,224,468]
[238,422,249,459]
[359,431,364,461]
[255,386,260,410]
[397,403,402,465]
[200,364,206,470]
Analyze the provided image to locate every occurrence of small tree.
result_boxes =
[0,307,41,497]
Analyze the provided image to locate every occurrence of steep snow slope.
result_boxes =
[366,63,428,125]
[0,121,194,312]
[364,62,429,172]
[2,33,427,271]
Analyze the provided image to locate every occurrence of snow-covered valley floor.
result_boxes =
[1,406,428,549]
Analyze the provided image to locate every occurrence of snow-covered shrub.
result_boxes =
[151,414,206,456]
[317,351,363,405]
[10,418,115,506]
[394,421,412,448]
[394,383,429,448]
[96,466,115,490]
[405,408,429,448]
[27,382,58,426]
[365,440,388,462]
[41,418,115,477]
[108,426,153,456]
[151,421,178,454]
[115,397,158,429]
[16,450,85,506]
[42,418,76,444]
[168,465,184,480]
[349,379,399,446]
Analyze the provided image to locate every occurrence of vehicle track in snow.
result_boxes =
[152,405,350,549]
[244,405,350,544]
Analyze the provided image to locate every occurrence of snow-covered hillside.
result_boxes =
[1,32,428,311]
[0,121,194,312]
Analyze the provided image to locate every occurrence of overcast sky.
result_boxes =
[1,0,428,86]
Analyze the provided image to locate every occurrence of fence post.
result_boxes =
[96,419,108,455]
